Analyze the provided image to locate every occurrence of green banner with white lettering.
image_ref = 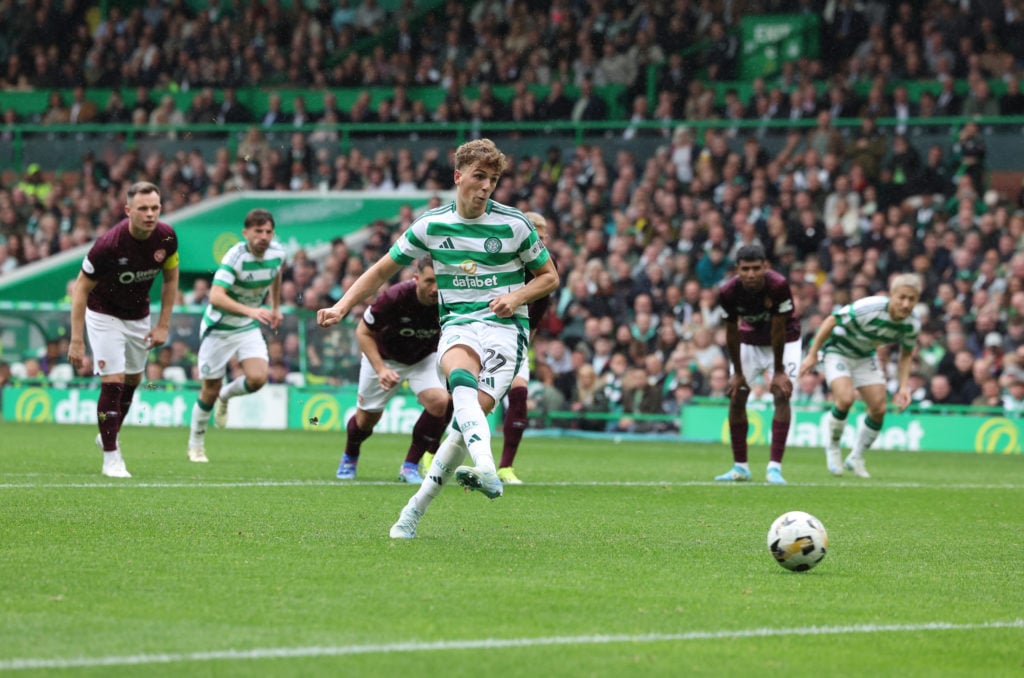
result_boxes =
[682,405,1023,454]
[741,14,820,79]
[7,383,1017,453]
[6,385,195,427]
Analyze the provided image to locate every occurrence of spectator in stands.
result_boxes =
[261,93,286,127]
[1001,76,1024,115]
[570,76,608,126]
[68,86,99,124]
[150,94,185,132]
[353,0,386,37]
[950,121,987,195]
[569,363,610,431]
[16,164,53,206]
[962,78,1000,118]
[613,366,665,433]
[289,95,312,127]
[217,87,251,125]
[99,89,130,124]
[971,376,1004,411]
[39,90,70,125]
[1003,376,1024,415]
[923,373,961,411]
[934,76,962,116]
[845,115,888,181]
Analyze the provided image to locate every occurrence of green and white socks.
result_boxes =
[449,369,496,475]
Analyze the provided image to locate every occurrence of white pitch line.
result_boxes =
[1,479,1023,490]
[0,620,1020,671]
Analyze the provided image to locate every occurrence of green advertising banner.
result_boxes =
[741,14,820,79]
[9,383,1017,454]
[682,405,1023,454]
[172,191,442,274]
[6,385,195,427]
[3,384,501,432]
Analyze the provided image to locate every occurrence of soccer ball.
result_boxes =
[767,511,828,572]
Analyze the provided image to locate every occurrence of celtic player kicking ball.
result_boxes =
[316,139,559,539]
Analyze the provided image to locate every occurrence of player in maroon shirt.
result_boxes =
[715,244,799,484]
[496,211,555,484]
[335,257,451,483]
[67,181,179,478]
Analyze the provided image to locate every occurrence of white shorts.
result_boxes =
[357,352,445,411]
[733,339,802,382]
[197,328,269,380]
[437,322,527,401]
[85,308,151,376]
[515,357,530,382]
[823,352,884,388]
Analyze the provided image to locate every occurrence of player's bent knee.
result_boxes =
[422,395,450,416]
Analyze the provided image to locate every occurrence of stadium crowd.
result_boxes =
[3,0,1024,424]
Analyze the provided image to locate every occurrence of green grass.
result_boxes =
[0,420,1022,677]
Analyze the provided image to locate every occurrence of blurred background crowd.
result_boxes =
[3,0,1024,429]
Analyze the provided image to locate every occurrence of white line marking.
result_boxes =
[1,479,1023,490]
[0,620,1020,671]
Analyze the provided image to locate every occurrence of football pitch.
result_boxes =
[0,420,1021,677]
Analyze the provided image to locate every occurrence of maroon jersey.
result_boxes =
[363,279,440,365]
[82,219,178,320]
[526,268,553,331]
[718,268,800,345]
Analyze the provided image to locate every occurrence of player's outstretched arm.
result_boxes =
[355,320,400,389]
[799,315,837,377]
[892,346,916,412]
[269,269,284,330]
[68,272,98,370]
[148,264,178,348]
[317,256,402,327]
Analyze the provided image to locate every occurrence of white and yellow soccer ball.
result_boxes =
[767,511,829,572]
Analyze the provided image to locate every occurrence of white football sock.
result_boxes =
[451,384,496,474]
[851,420,880,458]
[188,401,211,449]
[826,411,845,447]
[218,376,249,400]
[410,427,467,514]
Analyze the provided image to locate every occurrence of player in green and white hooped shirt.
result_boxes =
[317,139,559,539]
[799,273,922,478]
[187,209,285,462]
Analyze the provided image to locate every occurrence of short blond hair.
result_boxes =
[890,273,923,295]
[525,210,547,240]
